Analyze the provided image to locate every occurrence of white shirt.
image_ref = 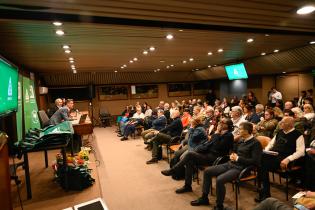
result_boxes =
[271,91,282,103]
[265,128,305,162]
[132,112,145,119]
[144,109,152,117]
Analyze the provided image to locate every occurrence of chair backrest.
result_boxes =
[256,135,271,149]
[38,110,51,128]
[99,107,111,117]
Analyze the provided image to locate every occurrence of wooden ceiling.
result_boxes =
[0,0,314,80]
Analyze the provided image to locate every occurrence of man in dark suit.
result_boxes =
[49,99,74,125]
[146,110,183,164]
[142,109,167,145]
[190,122,262,210]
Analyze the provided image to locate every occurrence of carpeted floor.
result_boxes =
[11,127,295,210]
[93,127,294,210]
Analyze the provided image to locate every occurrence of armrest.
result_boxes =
[237,165,256,181]
[213,155,230,166]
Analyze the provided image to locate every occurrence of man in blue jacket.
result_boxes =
[142,109,167,146]
[146,110,183,164]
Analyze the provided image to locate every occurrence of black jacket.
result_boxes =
[160,117,183,137]
[152,115,167,131]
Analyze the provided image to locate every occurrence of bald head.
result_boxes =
[280,116,294,132]
[171,110,180,118]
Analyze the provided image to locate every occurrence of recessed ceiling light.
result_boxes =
[160,60,165,63]
[208,65,211,68]
[129,60,134,63]
[261,52,266,56]
[247,38,254,43]
[154,70,157,72]
[297,5,315,15]
[218,48,223,53]
[69,57,74,61]
[274,49,279,53]
[69,60,74,63]
[53,21,63,26]
[56,30,64,36]
[157,69,160,71]
[143,50,148,55]
[170,64,174,67]
[183,60,187,64]
[207,52,213,55]
[310,41,315,44]
[149,46,155,51]
[114,70,118,73]
[189,58,194,62]
[166,66,170,69]
[123,64,127,67]
[120,66,124,69]
[64,49,71,54]
[73,69,77,74]
[214,65,217,67]
[71,64,75,68]
[265,34,270,37]
[196,68,199,71]
[179,29,183,32]
[166,34,174,40]
[62,45,70,49]
[133,57,138,61]
[282,71,286,74]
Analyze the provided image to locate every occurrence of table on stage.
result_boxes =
[71,111,93,136]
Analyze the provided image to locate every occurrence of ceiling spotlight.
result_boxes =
[64,49,71,54]
[282,71,286,74]
[69,57,74,61]
[265,34,270,37]
[69,60,74,63]
[179,29,183,32]
[274,49,279,53]
[189,58,194,62]
[183,60,187,64]
[207,52,213,55]
[133,57,138,61]
[214,65,217,67]
[217,48,224,53]
[196,68,199,71]
[129,60,134,63]
[53,21,63,26]
[55,30,64,36]
[160,60,165,63]
[120,66,124,69]
[166,66,170,69]
[154,70,157,72]
[170,64,174,67]
[166,34,174,40]
[261,52,266,56]
[310,41,315,44]
[73,69,77,74]
[114,70,118,73]
[247,38,254,43]
[149,46,155,51]
[143,50,148,55]
[71,65,75,68]
[208,65,211,68]
[123,64,127,67]
[297,5,315,15]
[157,69,160,71]
[62,45,70,49]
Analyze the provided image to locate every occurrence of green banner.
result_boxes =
[16,74,23,141]
[23,76,40,131]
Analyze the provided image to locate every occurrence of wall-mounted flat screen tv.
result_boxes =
[0,58,18,116]
[225,63,248,80]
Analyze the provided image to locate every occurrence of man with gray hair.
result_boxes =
[255,104,265,119]
[256,116,305,202]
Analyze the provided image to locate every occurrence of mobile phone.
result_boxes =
[294,204,309,210]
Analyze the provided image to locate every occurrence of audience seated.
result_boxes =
[180,108,192,128]
[47,98,63,118]
[142,109,167,149]
[244,104,260,124]
[255,104,265,119]
[146,110,183,164]
[120,108,145,141]
[256,116,305,202]
[161,118,234,194]
[190,122,262,210]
